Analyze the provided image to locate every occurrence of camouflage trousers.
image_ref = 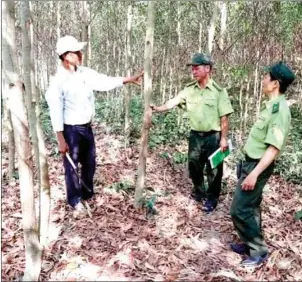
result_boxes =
[188,130,223,204]
[230,156,274,257]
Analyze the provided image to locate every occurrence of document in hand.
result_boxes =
[208,139,233,169]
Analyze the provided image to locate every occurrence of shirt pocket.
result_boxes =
[186,98,199,112]
[204,98,217,107]
[250,121,267,141]
[203,98,218,118]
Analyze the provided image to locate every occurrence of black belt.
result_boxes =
[245,154,260,162]
[64,122,91,128]
[191,130,219,137]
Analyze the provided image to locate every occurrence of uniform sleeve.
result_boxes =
[176,89,187,104]
[45,77,64,132]
[86,68,124,92]
[264,113,289,150]
[218,89,234,117]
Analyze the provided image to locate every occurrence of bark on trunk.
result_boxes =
[21,0,40,184]
[207,2,219,55]
[135,1,156,208]
[124,2,133,145]
[9,82,42,282]
[2,0,18,184]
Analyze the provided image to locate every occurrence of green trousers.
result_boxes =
[188,130,223,204]
[230,157,274,257]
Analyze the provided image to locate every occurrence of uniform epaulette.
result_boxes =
[272,102,279,114]
[211,80,223,91]
[185,81,197,88]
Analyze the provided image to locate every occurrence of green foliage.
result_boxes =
[12,171,19,180]
[295,210,302,221]
[95,95,190,147]
[40,99,54,141]
[274,105,302,184]
[149,108,190,148]
[279,2,302,48]
[172,151,187,164]
[108,181,134,193]
[229,66,250,81]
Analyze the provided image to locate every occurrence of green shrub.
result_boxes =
[274,105,302,184]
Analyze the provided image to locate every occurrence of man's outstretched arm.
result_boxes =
[150,95,183,113]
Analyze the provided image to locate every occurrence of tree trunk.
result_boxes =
[7,109,16,182]
[81,1,91,67]
[21,0,40,185]
[238,83,244,145]
[177,2,181,46]
[207,2,219,55]
[198,2,203,52]
[2,0,17,185]
[3,2,42,280]
[29,2,51,247]
[124,2,133,145]
[56,1,61,68]
[56,1,61,39]
[243,76,252,136]
[219,0,227,51]
[135,1,156,208]
[9,82,43,282]
[253,50,260,120]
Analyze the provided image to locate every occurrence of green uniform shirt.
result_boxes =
[244,95,291,159]
[177,79,234,132]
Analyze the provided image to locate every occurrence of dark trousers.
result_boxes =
[63,124,96,207]
[230,157,274,257]
[188,130,223,205]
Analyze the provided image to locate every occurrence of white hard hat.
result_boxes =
[56,35,87,56]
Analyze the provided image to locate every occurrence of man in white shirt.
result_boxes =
[46,36,142,216]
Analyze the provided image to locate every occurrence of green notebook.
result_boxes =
[208,139,233,169]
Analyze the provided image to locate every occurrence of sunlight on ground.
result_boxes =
[156,206,178,237]
[179,235,209,252]
[47,222,62,244]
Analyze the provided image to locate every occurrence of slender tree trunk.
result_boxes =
[3,2,42,280]
[219,0,227,51]
[159,48,166,103]
[2,1,18,184]
[21,0,40,185]
[2,98,16,182]
[56,1,61,69]
[177,2,181,46]
[9,82,42,282]
[198,2,203,53]
[2,2,18,182]
[135,1,156,208]
[238,83,244,144]
[207,2,219,55]
[124,2,133,145]
[81,1,91,67]
[243,76,252,135]
[169,66,173,100]
[29,2,51,247]
[7,109,16,182]
[253,50,260,120]
[56,1,60,39]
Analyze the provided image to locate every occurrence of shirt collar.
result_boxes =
[193,78,216,91]
[57,64,83,76]
[265,95,285,108]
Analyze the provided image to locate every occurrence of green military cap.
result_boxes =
[186,53,213,66]
[264,61,296,87]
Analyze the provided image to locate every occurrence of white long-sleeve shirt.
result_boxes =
[45,66,124,132]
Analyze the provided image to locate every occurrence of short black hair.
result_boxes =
[59,52,69,61]
[269,72,288,94]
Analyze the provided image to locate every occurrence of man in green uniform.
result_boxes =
[230,61,295,267]
[150,53,234,212]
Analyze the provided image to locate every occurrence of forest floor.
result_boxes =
[2,123,302,281]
